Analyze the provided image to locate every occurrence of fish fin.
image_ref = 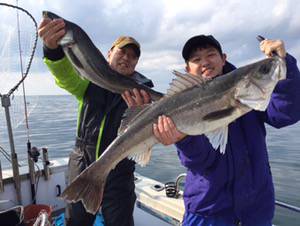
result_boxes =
[118,104,150,135]
[166,70,206,97]
[128,137,156,166]
[205,126,228,154]
[128,148,153,167]
[132,71,153,85]
[203,107,235,121]
[61,166,108,215]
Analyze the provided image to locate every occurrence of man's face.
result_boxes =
[186,47,226,79]
[108,46,139,76]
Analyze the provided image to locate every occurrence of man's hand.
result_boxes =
[260,39,286,58]
[38,18,65,49]
[153,115,186,145]
[122,88,151,107]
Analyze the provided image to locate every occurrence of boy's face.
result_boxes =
[186,46,226,79]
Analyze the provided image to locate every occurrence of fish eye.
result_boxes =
[259,64,271,74]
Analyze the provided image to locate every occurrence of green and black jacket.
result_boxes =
[43,47,154,166]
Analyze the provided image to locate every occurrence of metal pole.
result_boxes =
[1,95,22,204]
[275,200,300,213]
[27,142,36,204]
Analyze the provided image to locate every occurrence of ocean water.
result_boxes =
[0,95,299,225]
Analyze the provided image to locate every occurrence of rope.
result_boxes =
[0,145,22,167]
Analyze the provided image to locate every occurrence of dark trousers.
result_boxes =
[67,148,136,226]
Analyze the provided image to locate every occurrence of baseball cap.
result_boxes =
[182,35,222,61]
[111,36,141,57]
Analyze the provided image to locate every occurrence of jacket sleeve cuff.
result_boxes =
[43,45,65,61]
[175,135,218,170]
[285,53,300,79]
[175,135,194,149]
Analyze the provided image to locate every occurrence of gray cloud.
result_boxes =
[0,0,299,94]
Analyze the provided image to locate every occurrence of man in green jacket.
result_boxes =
[38,18,153,226]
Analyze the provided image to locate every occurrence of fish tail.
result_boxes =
[61,172,107,215]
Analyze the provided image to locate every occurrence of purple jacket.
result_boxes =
[175,54,300,224]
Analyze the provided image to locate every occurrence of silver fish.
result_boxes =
[42,11,163,101]
[61,56,286,214]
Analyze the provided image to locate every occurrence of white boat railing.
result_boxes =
[172,173,300,214]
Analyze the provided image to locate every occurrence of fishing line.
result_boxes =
[16,0,30,141]
[14,2,35,201]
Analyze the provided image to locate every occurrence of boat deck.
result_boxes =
[0,157,184,225]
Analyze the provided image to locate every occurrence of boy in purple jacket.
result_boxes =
[153,35,300,226]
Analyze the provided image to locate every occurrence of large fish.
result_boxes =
[42,11,163,101]
[61,56,286,214]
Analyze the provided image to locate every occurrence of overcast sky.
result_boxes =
[0,0,299,95]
